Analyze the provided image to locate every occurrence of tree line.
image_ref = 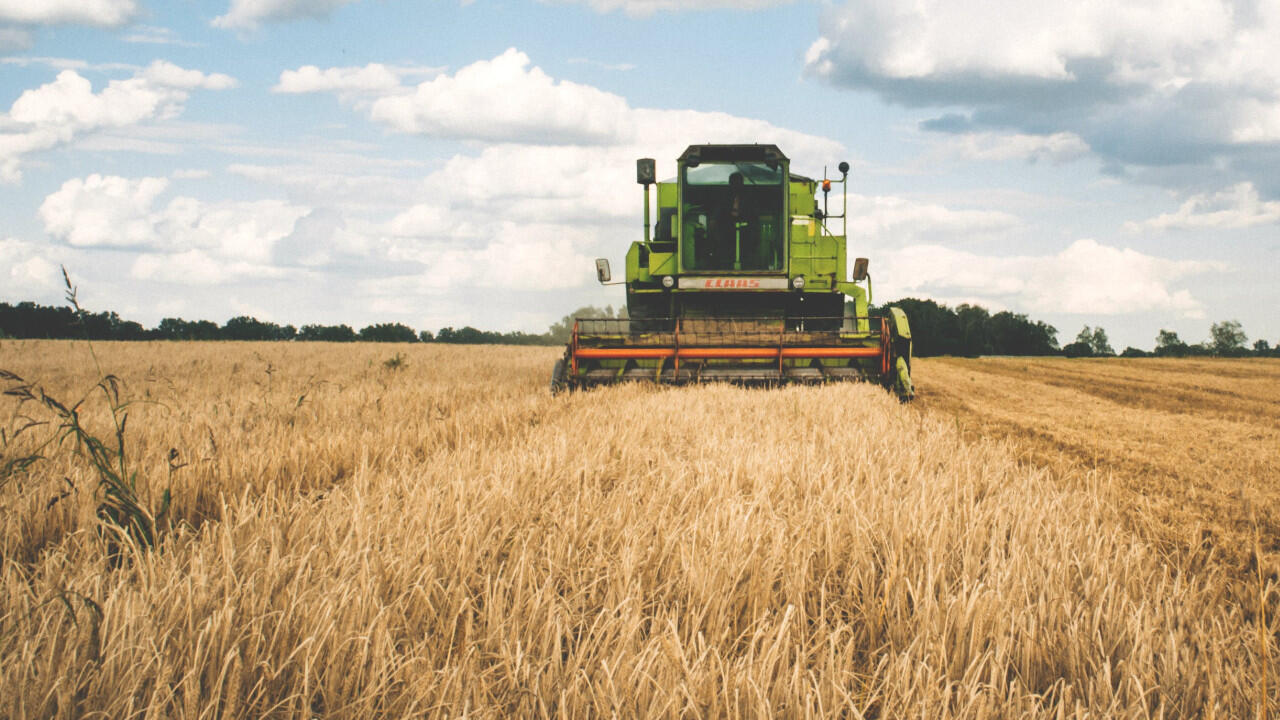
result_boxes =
[0,300,610,345]
[865,298,1061,357]
[1,298,1274,357]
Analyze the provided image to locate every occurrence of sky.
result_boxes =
[2,0,1278,350]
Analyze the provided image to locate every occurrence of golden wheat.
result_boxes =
[0,340,1272,718]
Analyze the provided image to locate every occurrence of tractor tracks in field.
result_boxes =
[913,357,1280,598]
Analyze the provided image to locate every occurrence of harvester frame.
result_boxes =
[553,144,913,400]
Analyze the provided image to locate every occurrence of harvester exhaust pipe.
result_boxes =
[637,158,655,243]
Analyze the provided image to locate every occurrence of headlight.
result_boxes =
[662,275,675,288]
[792,276,805,289]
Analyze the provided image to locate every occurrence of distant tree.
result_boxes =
[954,304,992,357]
[223,316,291,341]
[359,322,419,343]
[1154,329,1189,357]
[882,298,962,356]
[1090,327,1114,356]
[419,329,434,343]
[546,305,621,344]
[1255,339,1272,355]
[987,310,1058,356]
[1073,326,1113,356]
[1062,341,1094,358]
[298,324,356,342]
[1120,346,1149,358]
[1210,319,1247,356]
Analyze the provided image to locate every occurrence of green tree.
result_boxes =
[1089,327,1114,356]
[546,305,621,344]
[1155,329,1188,357]
[1210,319,1247,356]
[358,322,419,343]
[298,324,356,342]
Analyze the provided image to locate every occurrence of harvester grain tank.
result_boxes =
[552,144,913,400]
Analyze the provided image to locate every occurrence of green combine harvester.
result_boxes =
[552,144,913,400]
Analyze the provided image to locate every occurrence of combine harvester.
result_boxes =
[552,144,913,400]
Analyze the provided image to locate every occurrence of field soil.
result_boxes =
[0,340,1275,718]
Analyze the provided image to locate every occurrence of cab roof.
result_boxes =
[678,144,788,165]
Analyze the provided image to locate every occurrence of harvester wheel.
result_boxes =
[550,358,568,395]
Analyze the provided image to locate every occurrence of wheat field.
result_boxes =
[0,340,1275,718]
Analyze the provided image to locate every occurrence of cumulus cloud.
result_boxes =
[213,0,359,29]
[1129,183,1280,231]
[0,62,236,183]
[288,48,843,158]
[806,0,1280,175]
[40,175,172,248]
[275,63,406,95]
[368,48,632,144]
[0,0,137,26]
[0,237,61,299]
[882,238,1222,317]
[39,174,308,283]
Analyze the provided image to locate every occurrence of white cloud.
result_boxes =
[40,174,171,248]
[369,48,632,144]
[551,0,792,17]
[122,25,199,46]
[844,194,1020,243]
[131,249,287,285]
[274,63,406,95]
[883,238,1222,317]
[1129,183,1280,231]
[0,0,136,27]
[932,131,1090,164]
[806,0,1280,169]
[213,0,359,29]
[39,174,308,284]
[141,61,237,90]
[358,221,598,295]
[292,49,841,160]
[0,238,61,299]
[227,163,419,209]
[807,0,1234,83]
[0,62,236,183]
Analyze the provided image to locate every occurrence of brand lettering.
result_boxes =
[701,278,761,289]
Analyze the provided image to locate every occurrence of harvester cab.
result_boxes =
[552,144,914,400]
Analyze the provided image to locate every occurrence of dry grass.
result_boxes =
[0,340,1273,718]
[915,356,1280,581]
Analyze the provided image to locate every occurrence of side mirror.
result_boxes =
[595,258,612,284]
[636,158,655,185]
[852,257,869,281]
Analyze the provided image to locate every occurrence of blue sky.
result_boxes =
[2,0,1278,350]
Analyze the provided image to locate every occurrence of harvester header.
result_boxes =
[552,143,913,400]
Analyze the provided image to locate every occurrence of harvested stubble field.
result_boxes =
[0,340,1276,718]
